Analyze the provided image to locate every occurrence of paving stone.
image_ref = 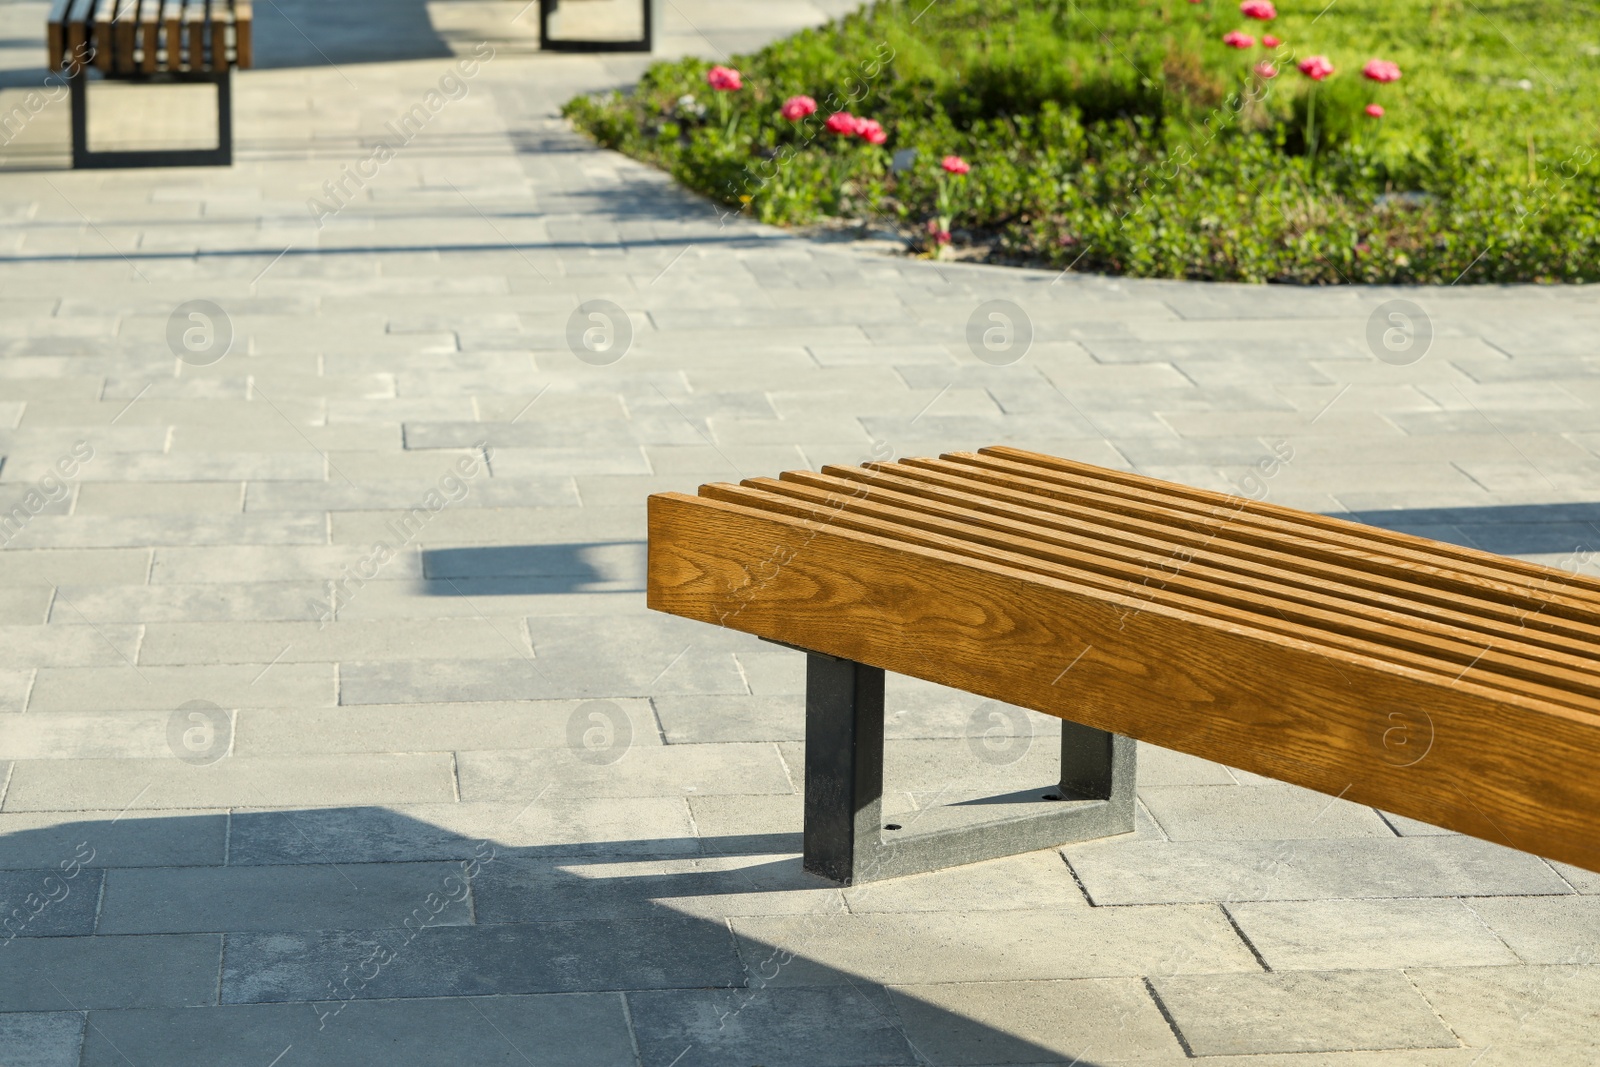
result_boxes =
[0,933,222,1011]
[458,741,794,801]
[73,482,244,515]
[0,667,32,712]
[1063,836,1573,904]
[139,618,520,666]
[1138,784,1397,841]
[731,906,1259,986]
[0,1012,84,1067]
[147,545,424,583]
[26,663,335,712]
[626,986,918,1067]
[79,994,638,1067]
[1462,894,1600,963]
[223,915,746,1003]
[1406,965,1600,1058]
[841,851,1089,913]
[0,810,225,868]
[2,753,458,812]
[1227,898,1521,970]
[475,853,842,923]
[98,861,474,934]
[888,977,1183,1064]
[233,697,661,755]
[0,866,104,936]
[1160,972,1457,1057]
[48,581,334,623]
[228,798,699,864]
[0,549,150,587]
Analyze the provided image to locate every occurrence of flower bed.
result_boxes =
[565,0,1599,284]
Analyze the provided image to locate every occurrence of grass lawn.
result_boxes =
[565,0,1599,284]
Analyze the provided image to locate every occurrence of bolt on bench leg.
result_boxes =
[801,651,1136,885]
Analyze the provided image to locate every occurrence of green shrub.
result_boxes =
[563,0,1600,284]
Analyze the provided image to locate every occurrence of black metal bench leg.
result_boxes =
[69,68,234,170]
[800,651,1136,885]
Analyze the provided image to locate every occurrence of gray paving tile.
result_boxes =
[458,742,794,800]
[0,866,103,936]
[1227,898,1521,969]
[1152,971,1458,1056]
[1063,836,1573,904]
[139,619,519,666]
[1463,895,1600,963]
[0,1012,83,1067]
[2,754,458,812]
[1138,784,1397,841]
[0,933,221,1010]
[26,664,335,712]
[222,916,746,1002]
[0,810,225,868]
[99,861,476,934]
[475,853,841,922]
[1406,965,1600,1056]
[0,667,31,712]
[889,978,1182,1064]
[0,549,150,587]
[731,906,1259,986]
[227,799,699,865]
[626,986,918,1067]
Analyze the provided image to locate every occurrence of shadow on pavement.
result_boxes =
[0,809,1120,1065]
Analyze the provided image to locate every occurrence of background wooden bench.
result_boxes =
[47,0,252,168]
[648,447,1600,883]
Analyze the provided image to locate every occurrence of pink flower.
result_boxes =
[1366,103,1385,118]
[706,66,742,91]
[925,221,952,246]
[855,118,887,145]
[1254,61,1277,79]
[1262,34,1281,48]
[1362,59,1402,83]
[825,111,858,135]
[940,155,970,175]
[1298,55,1335,81]
[779,95,817,121]
[1240,0,1277,19]
[1223,30,1255,49]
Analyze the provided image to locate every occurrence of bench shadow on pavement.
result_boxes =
[251,0,453,68]
[0,810,1111,1066]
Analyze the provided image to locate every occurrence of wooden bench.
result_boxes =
[47,0,252,168]
[647,447,1600,884]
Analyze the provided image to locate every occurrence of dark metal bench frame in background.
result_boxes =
[538,0,660,53]
[47,0,251,169]
[796,645,1136,884]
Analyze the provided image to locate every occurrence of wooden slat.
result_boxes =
[827,461,1600,651]
[708,479,1600,712]
[977,447,1600,607]
[164,0,183,71]
[46,0,76,71]
[139,0,161,73]
[184,0,206,71]
[113,0,137,73]
[233,0,251,68]
[92,0,115,71]
[772,468,1600,669]
[67,0,96,72]
[905,455,1600,625]
[647,489,1600,875]
[209,0,229,70]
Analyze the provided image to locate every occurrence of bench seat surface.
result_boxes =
[48,0,252,75]
[647,447,1600,875]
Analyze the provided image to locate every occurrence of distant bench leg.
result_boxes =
[800,650,1136,885]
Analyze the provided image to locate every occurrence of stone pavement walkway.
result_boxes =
[2,1,1600,1064]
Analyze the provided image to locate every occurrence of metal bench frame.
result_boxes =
[799,648,1136,884]
[538,0,660,53]
[69,67,233,170]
